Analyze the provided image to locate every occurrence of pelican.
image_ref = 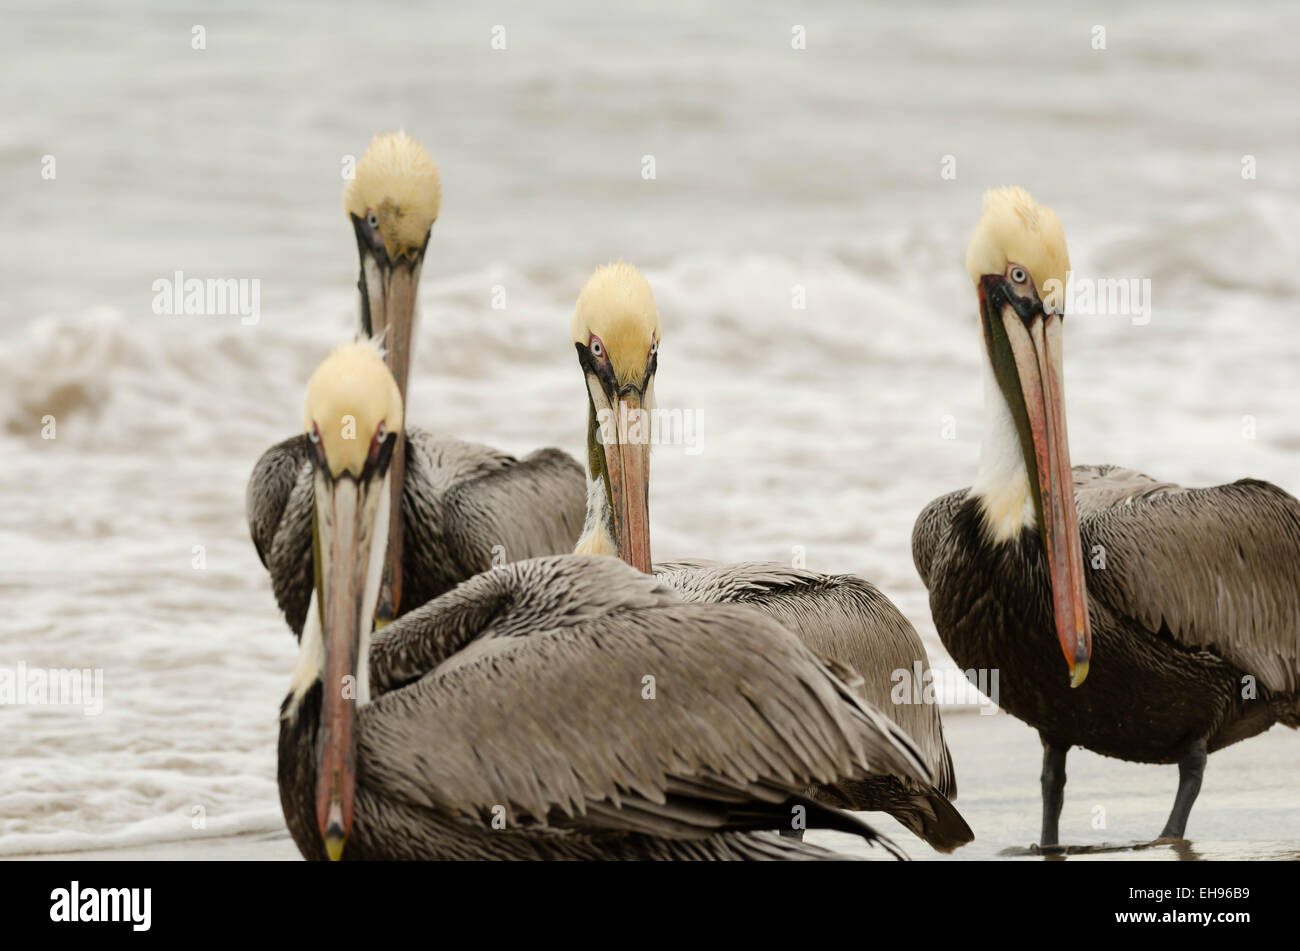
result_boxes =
[567,262,972,852]
[278,342,939,860]
[342,130,438,623]
[913,186,1300,847]
[247,132,586,636]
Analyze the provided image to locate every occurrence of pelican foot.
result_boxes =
[1001,840,1151,856]
[1138,835,1187,848]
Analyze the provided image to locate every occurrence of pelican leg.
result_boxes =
[1158,737,1207,840]
[1039,738,1069,847]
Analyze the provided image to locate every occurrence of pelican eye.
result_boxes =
[1010,266,1028,284]
[367,211,379,229]
[589,335,605,358]
[650,339,658,357]
[307,422,327,467]
[369,421,387,462]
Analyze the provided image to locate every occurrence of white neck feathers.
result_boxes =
[971,345,1035,543]
[574,471,617,557]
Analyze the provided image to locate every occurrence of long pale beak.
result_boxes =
[312,471,385,860]
[368,263,418,405]
[358,255,421,626]
[603,388,652,573]
[984,278,1092,687]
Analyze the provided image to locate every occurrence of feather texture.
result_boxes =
[653,560,972,851]
[915,465,1300,762]
[280,556,931,860]
[1078,468,1300,695]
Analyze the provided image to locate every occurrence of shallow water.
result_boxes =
[826,712,1300,861]
[2,0,1298,856]
[11,711,1297,861]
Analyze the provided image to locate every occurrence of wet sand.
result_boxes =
[11,709,1295,862]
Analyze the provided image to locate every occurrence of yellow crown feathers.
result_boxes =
[343,131,441,262]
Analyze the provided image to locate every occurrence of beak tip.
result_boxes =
[1069,660,1089,688]
[324,824,347,861]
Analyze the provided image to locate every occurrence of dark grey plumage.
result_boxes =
[654,561,971,852]
[914,465,1300,767]
[1078,467,1300,698]
[279,555,938,860]
[246,427,586,637]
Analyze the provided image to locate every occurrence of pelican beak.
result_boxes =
[311,464,389,860]
[980,274,1092,687]
[351,217,426,625]
[603,386,653,573]
[583,358,653,574]
[352,216,425,404]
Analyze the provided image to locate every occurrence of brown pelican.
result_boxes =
[343,131,438,623]
[913,186,1300,847]
[568,262,973,851]
[279,342,939,860]
[247,132,586,636]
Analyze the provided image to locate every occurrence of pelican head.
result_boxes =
[342,130,441,405]
[571,262,660,573]
[967,186,1091,687]
[301,341,403,860]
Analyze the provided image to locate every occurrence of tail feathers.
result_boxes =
[886,788,974,854]
[785,793,907,860]
[726,832,864,861]
[572,782,905,859]
[707,791,906,859]
[814,775,974,853]
[1279,693,1300,729]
